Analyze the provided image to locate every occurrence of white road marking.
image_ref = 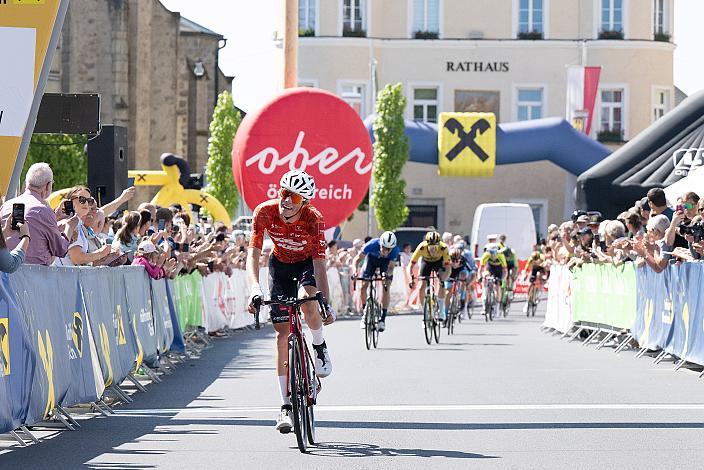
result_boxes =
[113,403,704,416]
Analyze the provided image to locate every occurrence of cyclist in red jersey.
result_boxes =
[246,169,336,434]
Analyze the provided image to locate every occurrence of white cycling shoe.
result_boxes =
[276,407,293,434]
[376,320,386,332]
[359,318,366,329]
[313,342,332,378]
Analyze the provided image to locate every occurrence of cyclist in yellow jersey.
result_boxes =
[498,234,519,291]
[523,250,546,313]
[408,231,451,320]
[479,243,507,308]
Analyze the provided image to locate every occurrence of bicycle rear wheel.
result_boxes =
[423,295,433,345]
[447,296,458,335]
[288,336,308,452]
[432,295,441,343]
[363,302,373,350]
[372,301,380,348]
[305,352,317,445]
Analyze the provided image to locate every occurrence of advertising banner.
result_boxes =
[543,265,573,333]
[571,263,636,329]
[80,269,138,388]
[10,266,72,424]
[165,280,185,353]
[0,272,34,434]
[121,268,158,369]
[438,112,496,177]
[201,272,231,333]
[632,267,674,350]
[172,271,203,329]
[232,87,373,228]
[150,278,174,355]
[226,269,253,330]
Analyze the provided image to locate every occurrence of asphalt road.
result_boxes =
[5,302,704,469]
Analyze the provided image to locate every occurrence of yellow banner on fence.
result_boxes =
[437,112,496,177]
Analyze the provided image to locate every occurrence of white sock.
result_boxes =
[310,327,324,346]
[278,375,290,406]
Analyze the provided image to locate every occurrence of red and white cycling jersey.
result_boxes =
[249,199,326,263]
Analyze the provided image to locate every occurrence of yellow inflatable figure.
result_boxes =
[48,153,231,224]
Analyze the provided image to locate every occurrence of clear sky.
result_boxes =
[161,0,704,111]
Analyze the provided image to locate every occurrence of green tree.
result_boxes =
[20,134,87,190]
[371,83,409,231]
[205,90,241,217]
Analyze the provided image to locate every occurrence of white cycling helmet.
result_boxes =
[279,170,316,200]
[379,231,397,249]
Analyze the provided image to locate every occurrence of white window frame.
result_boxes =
[339,0,369,36]
[510,198,549,239]
[651,85,672,123]
[512,0,549,39]
[596,83,629,140]
[651,0,673,37]
[406,81,443,122]
[337,80,370,117]
[298,78,319,88]
[298,0,319,36]
[407,0,444,38]
[512,84,547,122]
[595,0,628,38]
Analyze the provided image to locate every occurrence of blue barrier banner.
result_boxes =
[10,266,73,424]
[633,267,674,351]
[150,279,174,355]
[122,268,158,369]
[165,280,185,354]
[80,268,138,388]
[0,272,34,433]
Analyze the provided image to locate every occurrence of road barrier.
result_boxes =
[544,262,704,367]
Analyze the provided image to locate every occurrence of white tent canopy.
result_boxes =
[665,166,704,206]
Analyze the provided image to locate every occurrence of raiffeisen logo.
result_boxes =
[672,148,704,177]
[10,0,47,4]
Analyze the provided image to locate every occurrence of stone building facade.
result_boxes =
[46,0,232,179]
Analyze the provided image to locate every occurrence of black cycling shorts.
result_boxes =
[486,264,503,280]
[268,254,316,324]
[419,259,445,278]
[530,266,545,283]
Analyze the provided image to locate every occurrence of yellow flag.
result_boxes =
[0,0,65,193]
[438,112,496,177]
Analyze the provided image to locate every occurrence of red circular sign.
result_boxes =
[232,87,373,228]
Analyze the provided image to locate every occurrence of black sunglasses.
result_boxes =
[73,195,95,206]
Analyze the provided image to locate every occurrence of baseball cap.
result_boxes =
[137,240,157,254]
[578,226,593,236]
[576,215,589,223]
[639,197,651,211]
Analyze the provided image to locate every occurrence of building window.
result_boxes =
[599,89,624,141]
[653,0,670,41]
[343,0,366,37]
[516,88,543,121]
[298,0,316,36]
[601,0,623,34]
[412,87,439,123]
[341,84,366,116]
[518,0,543,37]
[412,0,440,37]
[653,88,670,122]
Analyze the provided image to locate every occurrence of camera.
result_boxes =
[679,222,704,241]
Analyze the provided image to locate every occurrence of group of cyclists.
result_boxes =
[245,169,549,435]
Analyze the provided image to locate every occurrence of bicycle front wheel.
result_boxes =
[364,303,373,350]
[305,352,317,445]
[423,295,433,345]
[288,336,308,453]
[372,301,380,348]
[432,295,441,343]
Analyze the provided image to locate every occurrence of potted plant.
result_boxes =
[654,31,670,42]
[414,30,439,39]
[298,28,315,37]
[517,30,543,40]
[343,27,367,37]
[598,30,624,39]
[597,129,624,143]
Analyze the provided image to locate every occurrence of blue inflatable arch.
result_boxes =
[364,116,611,176]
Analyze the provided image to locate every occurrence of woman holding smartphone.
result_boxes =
[55,186,114,266]
[0,204,31,273]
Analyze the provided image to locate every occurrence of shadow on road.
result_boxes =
[306,441,499,459]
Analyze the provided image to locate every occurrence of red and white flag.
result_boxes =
[566,66,601,135]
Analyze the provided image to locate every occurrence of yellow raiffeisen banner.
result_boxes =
[438,112,497,177]
[0,0,65,195]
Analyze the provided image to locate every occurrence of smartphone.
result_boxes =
[157,218,166,231]
[172,225,180,234]
[676,204,686,213]
[64,200,75,216]
[215,233,226,242]
[127,177,135,187]
[11,203,25,230]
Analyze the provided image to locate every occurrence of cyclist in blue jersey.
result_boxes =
[454,241,478,311]
[353,231,400,332]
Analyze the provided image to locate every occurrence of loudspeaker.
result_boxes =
[87,125,128,207]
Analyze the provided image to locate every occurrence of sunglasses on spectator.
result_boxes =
[279,188,304,205]
[699,207,704,213]
[73,196,95,206]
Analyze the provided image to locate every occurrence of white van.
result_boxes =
[470,203,536,260]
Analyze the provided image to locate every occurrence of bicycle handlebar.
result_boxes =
[251,291,328,330]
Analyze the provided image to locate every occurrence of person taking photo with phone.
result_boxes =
[0,163,78,266]
[0,202,32,273]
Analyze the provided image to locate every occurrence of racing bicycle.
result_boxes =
[352,273,387,350]
[500,280,514,318]
[446,277,467,335]
[415,275,441,344]
[482,275,500,322]
[253,292,329,453]
[526,271,545,317]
